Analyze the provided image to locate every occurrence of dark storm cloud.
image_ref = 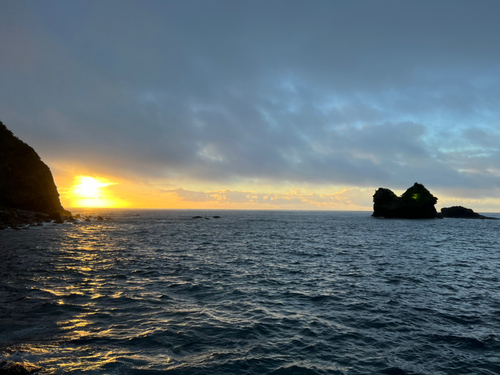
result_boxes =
[2,0,500,196]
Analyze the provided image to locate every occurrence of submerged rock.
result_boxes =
[441,206,498,219]
[373,183,439,219]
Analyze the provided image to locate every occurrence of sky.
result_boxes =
[1,0,500,211]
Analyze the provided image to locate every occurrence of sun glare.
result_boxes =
[71,176,125,208]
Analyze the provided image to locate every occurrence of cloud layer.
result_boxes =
[2,1,500,206]
[163,187,372,210]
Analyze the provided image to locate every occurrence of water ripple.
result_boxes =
[1,210,500,374]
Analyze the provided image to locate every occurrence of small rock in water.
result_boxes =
[192,216,203,219]
[0,361,42,374]
[441,206,498,219]
[49,212,64,224]
[97,216,104,221]
[213,216,221,219]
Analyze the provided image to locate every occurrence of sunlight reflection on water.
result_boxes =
[1,210,500,374]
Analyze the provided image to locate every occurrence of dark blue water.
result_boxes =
[1,210,499,374]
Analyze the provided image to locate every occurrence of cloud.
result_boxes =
[166,187,373,210]
[2,0,500,203]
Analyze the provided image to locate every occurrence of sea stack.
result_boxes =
[0,121,70,228]
[372,183,439,219]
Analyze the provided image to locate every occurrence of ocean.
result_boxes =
[1,210,499,374]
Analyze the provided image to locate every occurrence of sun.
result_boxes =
[74,176,113,198]
[70,176,126,208]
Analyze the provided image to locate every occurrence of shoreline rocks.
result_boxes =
[0,208,115,230]
[0,207,75,230]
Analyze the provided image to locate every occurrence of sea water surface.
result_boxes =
[1,210,499,374]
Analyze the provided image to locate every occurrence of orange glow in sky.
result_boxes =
[51,171,500,212]
[70,176,127,208]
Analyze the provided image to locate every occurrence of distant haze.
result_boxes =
[2,1,500,210]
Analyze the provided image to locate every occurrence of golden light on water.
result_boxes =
[70,176,127,208]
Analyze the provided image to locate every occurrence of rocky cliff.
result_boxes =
[373,183,439,219]
[0,121,70,216]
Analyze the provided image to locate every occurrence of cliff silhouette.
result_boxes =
[0,121,70,218]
